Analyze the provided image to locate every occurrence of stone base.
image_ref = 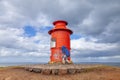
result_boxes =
[24,64,102,75]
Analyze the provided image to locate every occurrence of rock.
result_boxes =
[76,69,81,73]
[52,69,59,75]
[32,68,42,73]
[79,68,86,73]
[58,69,67,75]
[41,69,51,75]
[28,68,33,72]
[67,69,76,74]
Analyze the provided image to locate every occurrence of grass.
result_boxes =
[0,66,24,71]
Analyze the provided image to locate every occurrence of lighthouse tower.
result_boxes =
[48,20,73,64]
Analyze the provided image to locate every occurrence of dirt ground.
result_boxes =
[0,66,120,80]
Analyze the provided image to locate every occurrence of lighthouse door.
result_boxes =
[50,38,56,48]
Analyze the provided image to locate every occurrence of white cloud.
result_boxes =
[71,37,117,51]
[36,14,51,27]
[0,0,25,28]
[72,55,120,62]
[0,27,50,57]
[82,14,94,26]
[0,0,51,59]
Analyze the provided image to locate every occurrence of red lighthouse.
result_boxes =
[48,20,73,63]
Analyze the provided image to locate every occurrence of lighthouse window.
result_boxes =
[50,38,56,48]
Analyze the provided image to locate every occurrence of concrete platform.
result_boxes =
[24,64,103,75]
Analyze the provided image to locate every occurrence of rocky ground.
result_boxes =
[0,65,120,80]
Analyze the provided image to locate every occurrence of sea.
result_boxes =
[0,62,120,67]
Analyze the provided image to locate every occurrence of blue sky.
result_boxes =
[0,0,120,63]
[24,26,37,37]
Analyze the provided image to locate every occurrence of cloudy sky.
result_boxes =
[0,0,120,63]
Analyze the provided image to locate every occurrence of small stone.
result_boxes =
[76,69,81,73]
[32,68,41,73]
[29,68,33,72]
[41,69,51,75]
[58,69,67,75]
[67,69,76,74]
[52,69,59,75]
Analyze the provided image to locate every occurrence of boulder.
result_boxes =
[41,69,51,75]
[58,69,67,75]
[76,69,81,73]
[52,69,59,75]
[67,69,76,74]
[28,68,33,72]
[32,68,42,73]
